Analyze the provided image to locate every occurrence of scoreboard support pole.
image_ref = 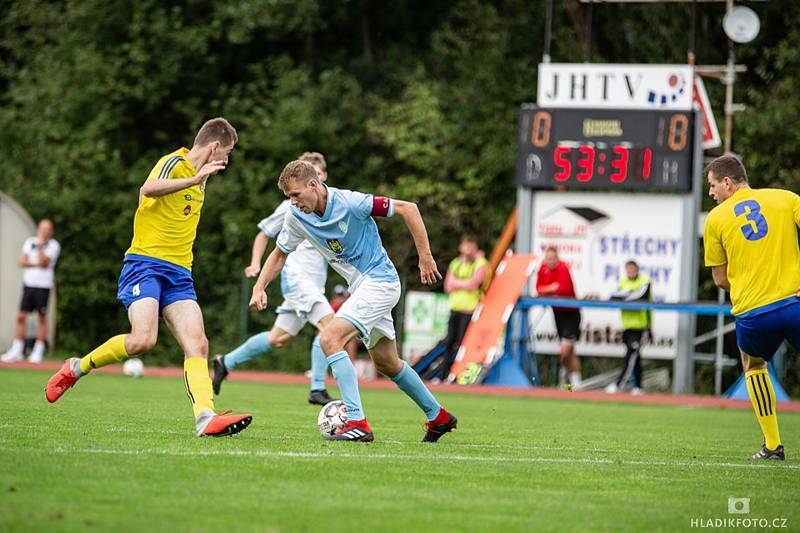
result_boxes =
[515,187,534,291]
[672,109,705,394]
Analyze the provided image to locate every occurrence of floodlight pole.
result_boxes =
[716,0,742,395]
[722,0,736,154]
[543,0,553,64]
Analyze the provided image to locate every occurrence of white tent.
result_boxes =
[0,192,56,352]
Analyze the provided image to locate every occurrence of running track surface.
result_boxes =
[4,360,799,413]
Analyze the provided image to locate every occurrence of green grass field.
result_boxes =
[1,369,798,532]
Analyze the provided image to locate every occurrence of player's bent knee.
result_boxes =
[316,314,334,331]
[319,332,345,357]
[268,330,291,349]
[271,338,288,349]
[745,359,767,371]
[740,352,767,371]
[374,358,402,377]
[190,336,209,359]
[127,334,157,355]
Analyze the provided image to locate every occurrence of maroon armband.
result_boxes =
[372,196,391,217]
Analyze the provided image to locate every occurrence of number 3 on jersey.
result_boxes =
[734,200,768,241]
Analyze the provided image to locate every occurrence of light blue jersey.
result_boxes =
[276,186,399,290]
[258,200,328,297]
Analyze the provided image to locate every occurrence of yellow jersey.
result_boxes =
[447,256,490,312]
[125,148,204,270]
[704,188,800,315]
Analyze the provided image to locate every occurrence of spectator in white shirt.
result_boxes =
[1,219,61,363]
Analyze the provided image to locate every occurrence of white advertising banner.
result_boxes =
[402,291,450,360]
[538,63,695,110]
[530,192,683,359]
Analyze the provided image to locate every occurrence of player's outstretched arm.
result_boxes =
[393,200,442,286]
[249,247,288,311]
[244,232,269,277]
[140,160,226,198]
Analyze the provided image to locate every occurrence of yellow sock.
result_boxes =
[79,334,128,374]
[745,368,781,450]
[184,357,214,418]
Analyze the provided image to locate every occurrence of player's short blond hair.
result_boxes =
[193,117,238,148]
[298,151,326,172]
[278,160,318,192]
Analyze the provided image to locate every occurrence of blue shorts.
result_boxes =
[735,297,800,360]
[117,254,197,310]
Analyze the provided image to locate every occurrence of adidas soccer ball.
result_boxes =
[317,400,347,437]
[122,358,145,378]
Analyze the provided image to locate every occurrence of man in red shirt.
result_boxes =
[536,246,582,388]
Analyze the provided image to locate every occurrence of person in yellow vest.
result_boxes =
[438,234,490,382]
[606,260,651,395]
[44,118,252,438]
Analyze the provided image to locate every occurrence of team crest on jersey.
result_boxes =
[184,193,192,201]
[326,239,345,256]
[183,205,191,216]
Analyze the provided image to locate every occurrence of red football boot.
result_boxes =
[198,410,253,437]
[45,358,82,403]
[422,408,458,442]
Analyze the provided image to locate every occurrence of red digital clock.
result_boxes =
[516,106,695,192]
[552,144,652,183]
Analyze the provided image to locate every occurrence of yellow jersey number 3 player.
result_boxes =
[45,118,252,437]
[704,154,800,460]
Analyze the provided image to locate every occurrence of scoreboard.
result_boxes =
[516,106,695,192]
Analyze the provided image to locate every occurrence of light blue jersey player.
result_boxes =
[212,153,337,406]
[250,159,458,442]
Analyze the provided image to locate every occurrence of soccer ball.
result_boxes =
[317,400,347,437]
[122,358,145,378]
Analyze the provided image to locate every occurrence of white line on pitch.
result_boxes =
[41,446,800,471]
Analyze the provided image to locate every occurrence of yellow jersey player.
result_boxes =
[703,154,800,460]
[45,118,252,437]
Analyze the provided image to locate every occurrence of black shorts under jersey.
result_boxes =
[553,309,581,342]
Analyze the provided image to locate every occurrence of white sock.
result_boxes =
[30,340,45,356]
[69,357,85,377]
[569,372,582,387]
[195,409,216,436]
[558,367,568,386]
[6,339,23,356]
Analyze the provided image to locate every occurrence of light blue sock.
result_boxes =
[390,361,442,421]
[224,333,271,371]
[310,335,327,391]
[327,350,364,421]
